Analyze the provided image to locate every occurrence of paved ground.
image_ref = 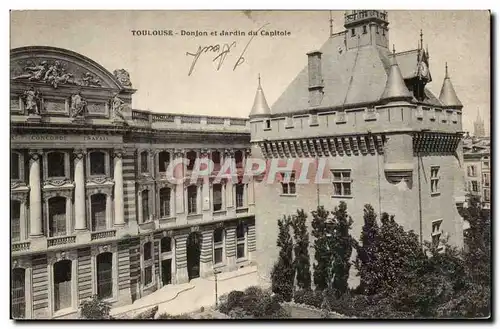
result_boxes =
[111,266,259,317]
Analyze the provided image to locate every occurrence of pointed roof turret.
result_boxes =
[439,63,462,108]
[380,45,413,102]
[249,74,271,118]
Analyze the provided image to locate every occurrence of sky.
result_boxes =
[10,10,490,134]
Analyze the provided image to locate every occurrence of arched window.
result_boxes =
[12,268,25,318]
[97,252,113,299]
[236,222,247,259]
[186,151,197,171]
[11,152,20,180]
[48,197,66,237]
[161,236,172,253]
[141,190,150,222]
[187,185,197,214]
[11,200,21,242]
[53,259,72,311]
[47,152,66,178]
[159,187,171,218]
[140,151,149,173]
[158,151,170,173]
[213,228,225,264]
[91,194,107,232]
[90,151,106,176]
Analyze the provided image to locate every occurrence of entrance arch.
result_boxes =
[186,232,201,280]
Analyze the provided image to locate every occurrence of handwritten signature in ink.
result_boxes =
[185,23,270,76]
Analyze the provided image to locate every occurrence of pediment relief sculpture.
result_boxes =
[70,91,87,118]
[22,87,42,115]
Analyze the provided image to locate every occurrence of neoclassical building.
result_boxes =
[249,10,467,283]
[10,46,255,319]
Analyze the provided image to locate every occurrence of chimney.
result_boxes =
[307,50,324,107]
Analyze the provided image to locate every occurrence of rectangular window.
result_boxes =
[11,153,20,180]
[332,170,352,196]
[362,25,367,34]
[159,188,171,218]
[471,180,479,192]
[188,185,197,214]
[483,161,489,169]
[430,166,440,194]
[213,184,222,211]
[484,188,490,202]
[280,172,296,195]
[236,223,246,259]
[467,165,477,177]
[140,151,149,173]
[351,28,356,37]
[431,219,443,250]
[482,173,490,187]
[236,184,244,208]
[90,151,106,176]
[142,190,150,222]
[213,228,224,265]
[144,266,152,285]
[158,152,170,173]
[11,201,21,242]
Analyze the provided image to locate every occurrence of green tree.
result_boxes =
[311,206,333,291]
[330,201,354,297]
[355,204,379,295]
[271,215,295,301]
[291,209,311,290]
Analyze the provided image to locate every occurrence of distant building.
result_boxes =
[10,46,255,319]
[473,110,486,138]
[463,134,490,209]
[249,10,467,284]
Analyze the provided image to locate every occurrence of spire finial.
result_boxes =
[445,62,449,78]
[258,73,261,86]
[329,11,333,37]
[392,44,396,55]
[420,29,423,49]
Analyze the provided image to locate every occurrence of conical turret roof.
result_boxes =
[380,47,413,102]
[439,63,462,108]
[249,75,271,118]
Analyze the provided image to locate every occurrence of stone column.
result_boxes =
[74,149,87,231]
[113,150,125,227]
[137,189,143,224]
[65,196,72,235]
[174,150,185,214]
[106,193,112,229]
[28,150,43,237]
[174,234,189,284]
[200,229,214,278]
[225,226,237,271]
[248,179,255,206]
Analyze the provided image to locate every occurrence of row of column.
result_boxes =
[28,149,125,237]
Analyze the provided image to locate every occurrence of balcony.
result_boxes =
[47,235,76,247]
[90,229,116,241]
[12,241,30,252]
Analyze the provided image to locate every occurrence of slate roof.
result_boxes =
[270,33,442,116]
[249,77,271,118]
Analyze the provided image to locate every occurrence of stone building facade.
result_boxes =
[463,134,490,210]
[249,10,467,283]
[10,46,255,319]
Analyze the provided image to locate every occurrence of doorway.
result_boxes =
[161,259,172,286]
[187,232,201,280]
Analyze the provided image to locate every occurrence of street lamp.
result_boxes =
[213,268,222,307]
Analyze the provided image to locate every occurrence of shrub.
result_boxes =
[293,289,323,309]
[79,295,112,319]
[156,312,191,319]
[133,306,158,319]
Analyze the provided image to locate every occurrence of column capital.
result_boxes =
[174,149,185,158]
[200,148,209,157]
[245,148,252,157]
[28,149,43,161]
[224,148,234,158]
[73,148,87,159]
[113,148,125,158]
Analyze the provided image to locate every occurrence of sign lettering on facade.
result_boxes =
[11,134,122,144]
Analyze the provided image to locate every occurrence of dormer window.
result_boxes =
[265,119,271,130]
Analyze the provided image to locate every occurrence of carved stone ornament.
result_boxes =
[73,149,87,159]
[22,87,42,115]
[44,178,71,187]
[70,92,87,118]
[12,59,104,89]
[113,69,132,88]
[11,192,28,203]
[113,149,124,158]
[110,94,127,122]
[87,176,111,185]
[28,150,42,161]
